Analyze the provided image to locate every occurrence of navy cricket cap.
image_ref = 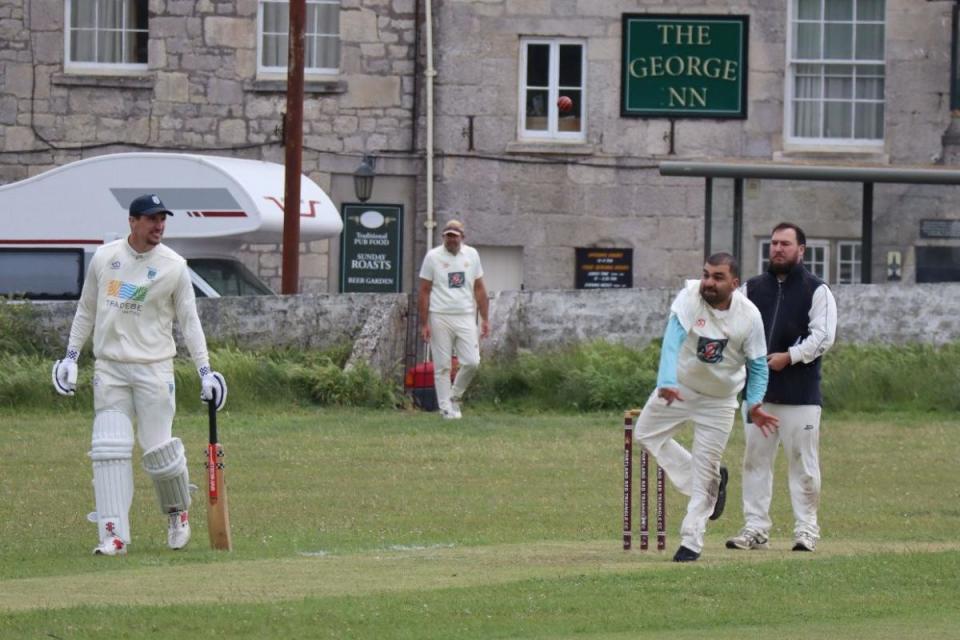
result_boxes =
[129,194,173,217]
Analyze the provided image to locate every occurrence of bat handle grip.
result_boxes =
[207,398,218,444]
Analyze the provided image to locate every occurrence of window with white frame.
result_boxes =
[259,0,340,76]
[518,38,586,140]
[65,0,148,70]
[837,240,862,283]
[759,239,830,281]
[786,0,885,145]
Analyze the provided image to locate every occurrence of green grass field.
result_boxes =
[2,407,958,638]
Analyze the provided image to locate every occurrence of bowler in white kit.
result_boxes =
[52,194,227,556]
[633,253,779,562]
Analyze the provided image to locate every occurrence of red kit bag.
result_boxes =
[404,344,457,412]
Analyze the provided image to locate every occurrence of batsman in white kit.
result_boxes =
[52,194,227,556]
[417,219,490,419]
[634,253,779,562]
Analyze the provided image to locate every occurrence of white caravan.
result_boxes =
[0,153,342,299]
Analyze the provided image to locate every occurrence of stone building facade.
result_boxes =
[2,0,959,294]
[0,0,420,293]
[428,0,960,290]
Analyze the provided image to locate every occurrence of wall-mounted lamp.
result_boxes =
[353,154,376,203]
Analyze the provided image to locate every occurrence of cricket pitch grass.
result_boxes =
[2,408,958,639]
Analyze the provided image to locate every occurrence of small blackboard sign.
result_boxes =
[575,248,633,289]
[919,219,960,239]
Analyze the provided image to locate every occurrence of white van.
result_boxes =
[0,153,342,299]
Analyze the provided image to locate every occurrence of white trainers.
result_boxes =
[93,534,127,556]
[167,510,191,550]
[792,531,817,552]
[440,408,461,420]
[449,398,463,418]
[725,527,769,550]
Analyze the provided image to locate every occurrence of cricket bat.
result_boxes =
[206,399,233,551]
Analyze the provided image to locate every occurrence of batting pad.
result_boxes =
[142,437,192,514]
[89,411,135,544]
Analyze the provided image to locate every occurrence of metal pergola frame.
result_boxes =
[659,159,960,283]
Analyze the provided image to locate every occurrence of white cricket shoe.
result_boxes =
[725,527,769,550]
[792,531,817,552]
[449,398,463,418]
[93,534,127,556]
[167,510,191,550]
[440,408,462,420]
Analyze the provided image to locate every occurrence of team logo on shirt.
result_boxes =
[147,267,158,280]
[106,279,149,313]
[697,336,728,364]
[448,271,466,288]
[110,260,121,270]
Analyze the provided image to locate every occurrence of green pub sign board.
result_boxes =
[621,14,749,118]
[340,203,404,293]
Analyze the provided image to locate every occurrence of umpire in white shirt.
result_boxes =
[52,194,226,556]
[727,222,837,553]
[417,220,490,419]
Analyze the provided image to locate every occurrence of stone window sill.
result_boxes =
[506,140,595,155]
[246,78,347,94]
[774,148,890,165]
[52,72,155,89]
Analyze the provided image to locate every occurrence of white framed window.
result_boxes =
[837,240,862,283]
[64,0,148,72]
[518,38,586,141]
[258,0,340,77]
[759,239,831,282]
[785,0,885,147]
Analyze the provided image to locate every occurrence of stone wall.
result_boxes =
[26,284,960,385]
[485,283,960,358]
[29,292,411,379]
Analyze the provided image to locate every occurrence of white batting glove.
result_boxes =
[199,366,227,411]
[52,349,80,396]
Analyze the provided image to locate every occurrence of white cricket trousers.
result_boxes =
[740,403,822,540]
[93,358,177,451]
[634,384,737,554]
[429,312,480,413]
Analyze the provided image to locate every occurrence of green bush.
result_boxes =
[0,299,50,357]
[469,339,960,414]
[3,333,959,414]
[469,340,659,412]
[0,345,402,412]
[821,342,960,413]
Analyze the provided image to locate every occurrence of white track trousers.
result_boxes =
[740,403,822,540]
[93,358,176,452]
[429,313,480,413]
[634,384,737,553]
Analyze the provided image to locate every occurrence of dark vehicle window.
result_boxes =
[0,249,84,300]
[187,258,273,296]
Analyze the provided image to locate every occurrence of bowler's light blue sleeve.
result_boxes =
[656,314,687,388]
[745,357,769,407]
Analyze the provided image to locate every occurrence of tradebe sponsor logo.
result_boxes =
[107,279,149,313]
[107,279,149,302]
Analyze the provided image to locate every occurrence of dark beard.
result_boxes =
[768,259,795,275]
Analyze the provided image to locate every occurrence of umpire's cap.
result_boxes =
[129,194,174,217]
[442,220,464,237]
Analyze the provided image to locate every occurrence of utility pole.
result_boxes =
[281,0,306,294]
